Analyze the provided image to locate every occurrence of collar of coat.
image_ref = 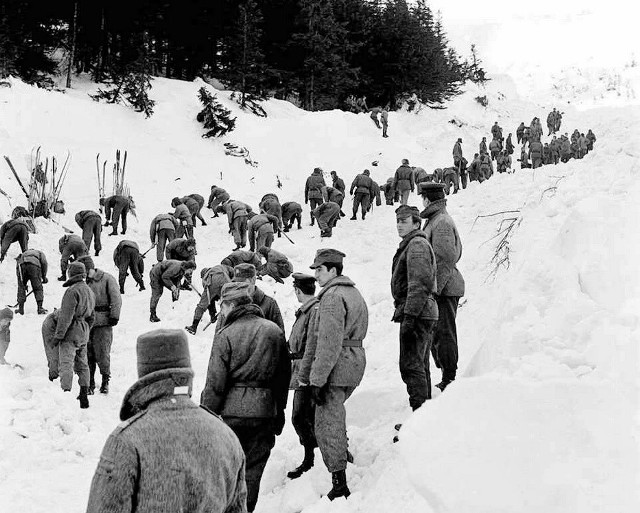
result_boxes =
[119,368,194,421]
[223,303,264,327]
[63,274,86,288]
[397,229,427,252]
[420,199,447,220]
[296,296,319,317]
[318,275,355,298]
[87,269,105,283]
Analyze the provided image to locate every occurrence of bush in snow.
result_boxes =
[475,95,488,107]
[197,87,236,138]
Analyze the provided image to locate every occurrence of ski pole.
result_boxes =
[4,156,30,199]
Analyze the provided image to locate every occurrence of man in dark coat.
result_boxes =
[393,159,414,206]
[381,106,389,137]
[75,210,102,256]
[323,186,344,211]
[392,206,438,409]
[299,249,368,500]
[491,121,503,141]
[224,200,252,250]
[468,154,482,182]
[201,282,290,512]
[505,133,514,155]
[516,122,525,144]
[418,183,465,392]
[247,213,279,252]
[101,195,132,236]
[586,129,596,151]
[350,169,373,220]
[184,193,207,226]
[165,237,196,289]
[51,261,95,408]
[529,140,543,169]
[305,167,326,225]
[15,248,48,315]
[286,273,319,479]
[207,185,231,215]
[185,264,233,334]
[258,193,283,230]
[149,260,196,322]
[79,256,121,395]
[221,250,262,271]
[58,234,88,281]
[87,329,247,513]
[0,217,29,262]
[282,201,303,232]
[257,246,293,284]
[231,264,284,331]
[453,138,463,172]
[150,212,179,262]
[330,171,346,196]
[172,197,194,239]
[312,201,341,238]
[113,240,145,293]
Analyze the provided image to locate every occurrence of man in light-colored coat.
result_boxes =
[75,210,103,256]
[149,212,179,262]
[87,329,247,513]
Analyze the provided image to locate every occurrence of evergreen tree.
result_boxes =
[468,44,488,83]
[196,87,236,137]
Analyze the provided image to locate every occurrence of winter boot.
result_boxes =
[287,446,315,479]
[435,379,453,392]
[150,309,160,323]
[108,231,118,236]
[185,318,200,335]
[100,375,110,394]
[15,303,24,315]
[78,386,90,409]
[327,470,350,501]
[57,274,66,281]
[350,215,357,220]
[95,250,100,257]
[311,217,315,226]
[138,280,146,291]
[37,301,47,315]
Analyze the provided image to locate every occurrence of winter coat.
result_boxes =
[305,170,326,202]
[391,229,438,322]
[560,138,571,157]
[220,250,262,270]
[281,202,302,218]
[288,297,319,389]
[262,248,293,278]
[104,195,130,218]
[578,135,589,150]
[370,181,382,206]
[420,199,465,297]
[253,287,284,332]
[165,238,196,261]
[506,135,514,154]
[180,196,200,215]
[201,303,290,420]
[149,214,179,243]
[453,141,463,160]
[1,218,29,243]
[491,124,503,140]
[195,265,233,318]
[75,210,101,228]
[225,201,252,227]
[479,140,488,154]
[414,168,429,184]
[489,139,501,153]
[113,240,140,266]
[188,194,205,209]
[529,141,543,158]
[248,214,279,237]
[87,368,247,513]
[87,269,122,327]
[350,173,373,195]
[208,187,230,208]
[586,130,596,145]
[258,197,282,228]
[323,186,344,205]
[17,249,48,278]
[59,234,88,271]
[393,165,414,192]
[173,203,193,226]
[312,201,340,227]
[54,278,95,342]
[332,176,346,195]
[150,260,187,290]
[516,123,525,137]
[479,154,493,175]
[299,276,367,388]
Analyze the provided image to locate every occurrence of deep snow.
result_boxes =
[1,61,639,513]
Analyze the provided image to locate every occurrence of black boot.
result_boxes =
[15,303,24,315]
[100,375,110,394]
[150,309,160,323]
[327,470,350,500]
[37,301,47,315]
[350,215,357,220]
[185,317,200,335]
[138,280,146,291]
[435,379,453,392]
[78,386,90,409]
[287,446,315,479]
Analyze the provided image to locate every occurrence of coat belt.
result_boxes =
[342,339,362,348]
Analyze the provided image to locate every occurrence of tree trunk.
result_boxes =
[66,1,78,88]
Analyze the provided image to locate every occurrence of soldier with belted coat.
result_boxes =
[224,200,253,250]
[350,169,374,219]
[201,282,290,512]
[15,248,48,315]
[418,183,465,392]
[299,249,368,500]
[87,329,247,513]
[305,168,326,225]
[393,159,414,205]
[248,213,279,252]
[150,212,179,262]
[75,210,102,256]
[113,240,145,293]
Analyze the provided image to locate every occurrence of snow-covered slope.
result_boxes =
[0,71,638,513]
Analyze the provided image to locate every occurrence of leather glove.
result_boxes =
[108,317,119,326]
[42,277,48,284]
[310,385,327,406]
[274,410,285,436]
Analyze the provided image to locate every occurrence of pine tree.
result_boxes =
[196,87,236,138]
[468,44,488,83]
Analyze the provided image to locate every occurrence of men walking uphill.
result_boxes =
[286,273,319,479]
[58,234,88,281]
[101,194,132,236]
[15,248,48,315]
[0,216,30,263]
[75,210,102,256]
[149,260,196,323]
[299,249,368,500]
[51,262,95,408]
[207,185,230,215]
[171,197,194,239]
[185,264,232,335]
[393,159,415,206]
[350,169,374,220]
[282,201,303,232]
[78,256,121,395]
[392,206,438,410]
[86,329,247,513]
[418,183,465,392]
[201,282,290,513]
[224,199,252,250]
[113,240,145,293]
[305,167,326,226]
[150,212,179,262]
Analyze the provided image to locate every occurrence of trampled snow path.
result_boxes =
[0,72,638,513]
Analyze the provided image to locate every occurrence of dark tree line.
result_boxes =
[0,0,486,111]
